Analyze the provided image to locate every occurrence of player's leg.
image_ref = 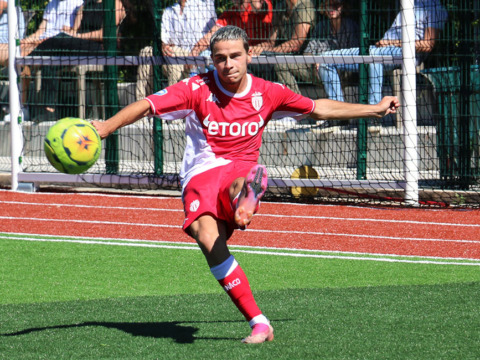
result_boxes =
[188,215,273,343]
[233,164,268,228]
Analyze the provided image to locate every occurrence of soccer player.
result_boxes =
[92,25,399,344]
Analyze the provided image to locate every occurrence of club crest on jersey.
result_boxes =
[189,199,200,212]
[251,92,263,111]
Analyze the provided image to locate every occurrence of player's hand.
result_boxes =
[91,120,110,140]
[378,96,400,116]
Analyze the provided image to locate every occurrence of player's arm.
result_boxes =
[92,99,151,139]
[311,96,400,120]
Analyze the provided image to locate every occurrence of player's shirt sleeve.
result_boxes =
[267,82,315,121]
[145,80,194,121]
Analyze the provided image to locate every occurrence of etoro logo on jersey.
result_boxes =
[202,114,265,137]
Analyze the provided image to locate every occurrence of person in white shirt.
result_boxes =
[20,0,84,56]
[135,0,216,100]
[0,0,25,66]
[318,0,448,106]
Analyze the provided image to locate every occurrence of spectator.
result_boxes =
[0,0,26,119]
[282,0,359,97]
[318,0,448,107]
[31,0,126,56]
[136,0,216,99]
[308,0,359,55]
[189,0,273,58]
[0,0,26,66]
[250,0,316,94]
[20,0,84,57]
[29,0,126,119]
[18,0,84,119]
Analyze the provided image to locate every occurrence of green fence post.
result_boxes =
[356,0,368,180]
[152,0,163,176]
[470,65,480,178]
[458,5,475,188]
[104,0,119,174]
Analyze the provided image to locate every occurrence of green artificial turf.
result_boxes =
[0,234,479,359]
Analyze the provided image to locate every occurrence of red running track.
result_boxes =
[1,190,479,259]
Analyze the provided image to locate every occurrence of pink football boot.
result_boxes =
[234,164,268,228]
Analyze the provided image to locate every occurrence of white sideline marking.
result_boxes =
[259,213,480,228]
[1,233,479,266]
[1,215,479,244]
[1,200,478,227]
[0,200,184,213]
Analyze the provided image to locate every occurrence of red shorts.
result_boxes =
[182,160,256,238]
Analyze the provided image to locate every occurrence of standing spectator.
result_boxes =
[136,0,216,99]
[92,25,400,344]
[318,0,448,106]
[250,0,316,94]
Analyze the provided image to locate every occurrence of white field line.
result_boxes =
[0,200,184,213]
[0,189,176,200]
[1,233,479,266]
[3,231,478,262]
[1,200,479,228]
[1,215,479,245]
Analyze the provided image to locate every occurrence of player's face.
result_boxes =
[211,39,252,93]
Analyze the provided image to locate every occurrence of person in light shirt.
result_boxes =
[318,0,448,105]
[20,0,84,56]
[136,0,216,99]
[93,25,400,344]
[0,0,25,66]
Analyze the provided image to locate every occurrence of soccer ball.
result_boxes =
[44,117,101,174]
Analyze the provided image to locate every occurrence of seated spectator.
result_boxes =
[307,0,359,55]
[250,0,316,94]
[29,0,126,119]
[318,0,448,107]
[0,0,26,66]
[283,0,359,97]
[189,0,273,58]
[0,0,26,118]
[20,0,84,57]
[136,0,216,99]
[31,0,126,56]
[12,0,83,119]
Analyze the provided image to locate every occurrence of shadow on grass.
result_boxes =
[2,319,293,343]
[1,321,238,344]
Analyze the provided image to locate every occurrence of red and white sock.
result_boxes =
[210,255,269,327]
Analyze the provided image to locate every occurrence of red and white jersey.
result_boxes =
[145,71,315,188]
